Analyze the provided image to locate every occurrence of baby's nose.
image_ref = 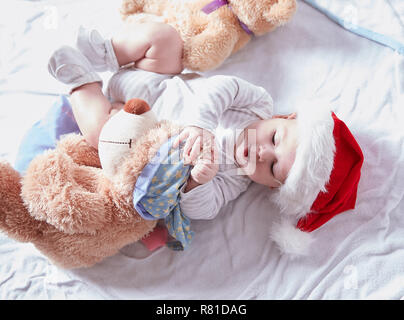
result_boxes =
[258,145,274,161]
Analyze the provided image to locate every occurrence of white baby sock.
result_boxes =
[76,26,120,72]
[48,45,103,93]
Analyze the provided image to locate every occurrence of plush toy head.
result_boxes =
[0,99,182,269]
[98,98,158,179]
[223,0,298,35]
[120,0,297,71]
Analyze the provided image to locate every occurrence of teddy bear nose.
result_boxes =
[124,98,151,115]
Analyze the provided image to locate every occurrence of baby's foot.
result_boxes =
[48,45,102,93]
[76,26,120,72]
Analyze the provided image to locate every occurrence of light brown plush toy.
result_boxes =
[0,99,182,269]
[121,0,297,71]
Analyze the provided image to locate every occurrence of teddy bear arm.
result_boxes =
[0,162,44,243]
[22,144,112,235]
[231,32,251,54]
[56,133,101,168]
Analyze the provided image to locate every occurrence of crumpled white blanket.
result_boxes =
[303,0,404,54]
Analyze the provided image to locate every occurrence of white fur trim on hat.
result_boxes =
[271,218,314,257]
[271,104,336,256]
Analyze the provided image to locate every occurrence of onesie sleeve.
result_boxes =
[179,170,251,220]
[181,75,274,132]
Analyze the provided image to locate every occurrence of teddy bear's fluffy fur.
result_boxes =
[121,0,297,71]
[0,120,181,269]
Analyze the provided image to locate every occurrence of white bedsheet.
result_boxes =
[0,0,403,299]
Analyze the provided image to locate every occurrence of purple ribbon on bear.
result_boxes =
[201,0,254,36]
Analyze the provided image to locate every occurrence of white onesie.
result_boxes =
[106,69,274,220]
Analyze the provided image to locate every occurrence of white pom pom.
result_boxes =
[271,218,314,258]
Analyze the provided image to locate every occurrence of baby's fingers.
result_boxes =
[173,129,189,148]
[185,136,202,164]
[182,134,200,161]
[199,140,219,163]
[190,160,218,184]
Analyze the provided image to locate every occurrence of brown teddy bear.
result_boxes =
[120,0,297,71]
[0,99,186,269]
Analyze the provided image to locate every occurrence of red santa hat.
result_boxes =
[270,104,364,257]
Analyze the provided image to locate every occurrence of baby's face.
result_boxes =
[234,114,298,188]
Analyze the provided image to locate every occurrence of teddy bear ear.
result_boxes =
[262,0,297,25]
[124,98,151,115]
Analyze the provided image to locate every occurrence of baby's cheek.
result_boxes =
[246,164,272,187]
[243,162,258,179]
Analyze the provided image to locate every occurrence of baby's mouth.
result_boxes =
[237,144,250,167]
[235,144,247,168]
[246,144,259,165]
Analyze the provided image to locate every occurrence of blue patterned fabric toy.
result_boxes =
[133,135,193,250]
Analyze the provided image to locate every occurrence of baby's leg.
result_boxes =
[112,21,183,74]
[48,46,118,149]
[77,22,183,75]
[70,83,115,149]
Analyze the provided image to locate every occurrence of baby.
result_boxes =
[48,22,363,256]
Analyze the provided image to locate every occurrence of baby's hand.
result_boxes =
[173,126,216,165]
[173,126,219,185]
[190,157,219,185]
